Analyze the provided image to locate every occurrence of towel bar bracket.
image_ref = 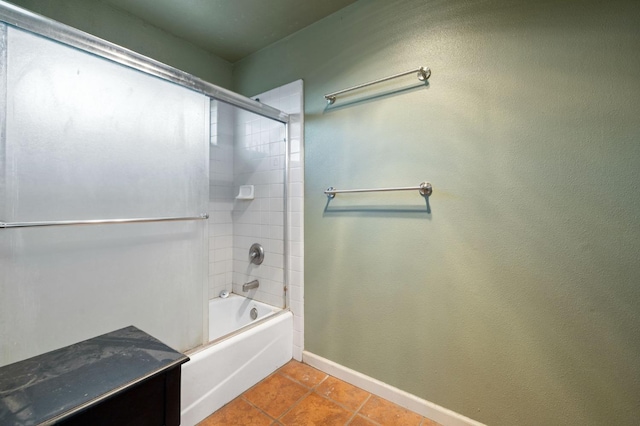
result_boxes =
[419,182,433,197]
[326,187,336,199]
[417,66,431,82]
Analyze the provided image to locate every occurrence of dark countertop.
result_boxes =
[0,326,189,425]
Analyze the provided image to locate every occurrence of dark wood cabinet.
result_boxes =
[0,326,189,425]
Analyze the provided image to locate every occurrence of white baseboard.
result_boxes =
[302,351,485,426]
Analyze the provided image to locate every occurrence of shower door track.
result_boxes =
[0,1,289,124]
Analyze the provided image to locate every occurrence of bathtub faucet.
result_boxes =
[242,279,259,292]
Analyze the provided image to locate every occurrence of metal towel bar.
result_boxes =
[324,182,432,199]
[324,66,431,105]
[0,214,209,229]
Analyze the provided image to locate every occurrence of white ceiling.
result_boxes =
[102,0,358,63]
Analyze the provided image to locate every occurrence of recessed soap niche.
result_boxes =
[236,185,254,200]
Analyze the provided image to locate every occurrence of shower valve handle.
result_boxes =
[249,243,264,265]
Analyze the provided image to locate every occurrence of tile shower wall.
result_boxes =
[208,101,235,299]
[231,106,286,308]
[243,80,304,361]
[284,81,305,362]
[208,80,304,360]
[281,81,305,362]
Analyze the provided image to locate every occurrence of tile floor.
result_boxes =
[197,360,441,425]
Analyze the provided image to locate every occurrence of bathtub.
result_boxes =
[180,294,293,426]
[208,294,281,341]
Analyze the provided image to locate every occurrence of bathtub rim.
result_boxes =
[207,293,282,342]
[185,308,291,357]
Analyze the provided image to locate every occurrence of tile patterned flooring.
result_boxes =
[197,360,442,425]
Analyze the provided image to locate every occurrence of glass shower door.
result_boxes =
[209,100,287,311]
[0,25,209,366]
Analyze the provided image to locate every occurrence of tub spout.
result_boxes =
[242,279,259,292]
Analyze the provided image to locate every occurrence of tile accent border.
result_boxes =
[302,351,486,426]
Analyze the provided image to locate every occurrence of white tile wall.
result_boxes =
[231,105,286,308]
[208,101,235,299]
[250,81,305,361]
[207,80,304,361]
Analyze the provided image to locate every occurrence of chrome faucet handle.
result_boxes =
[249,243,264,265]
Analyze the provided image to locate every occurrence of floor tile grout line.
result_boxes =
[196,395,275,426]
[301,362,376,408]
[240,395,278,423]
[344,411,359,425]
[276,363,388,425]
[262,362,326,420]
[310,386,368,417]
[349,414,384,426]
[274,386,315,422]
[354,393,373,416]
[313,372,330,389]
[353,394,382,425]
[277,365,328,390]
[242,371,312,422]
[283,389,361,426]
[242,368,281,396]
[353,393,424,426]
[347,410,384,426]
[278,371,324,389]
[299,364,373,415]
[274,365,362,425]
[240,366,315,422]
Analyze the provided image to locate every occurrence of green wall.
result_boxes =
[7,0,232,87]
[234,0,640,424]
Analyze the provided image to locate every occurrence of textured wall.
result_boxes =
[7,0,232,87]
[233,0,640,424]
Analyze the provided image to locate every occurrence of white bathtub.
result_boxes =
[180,295,292,426]
[208,294,281,341]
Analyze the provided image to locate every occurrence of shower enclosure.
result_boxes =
[0,0,290,369]
[209,100,288,313]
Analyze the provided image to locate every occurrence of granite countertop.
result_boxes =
[0,326,189,425]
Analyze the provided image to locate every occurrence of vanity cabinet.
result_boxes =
[0,326,189,425]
